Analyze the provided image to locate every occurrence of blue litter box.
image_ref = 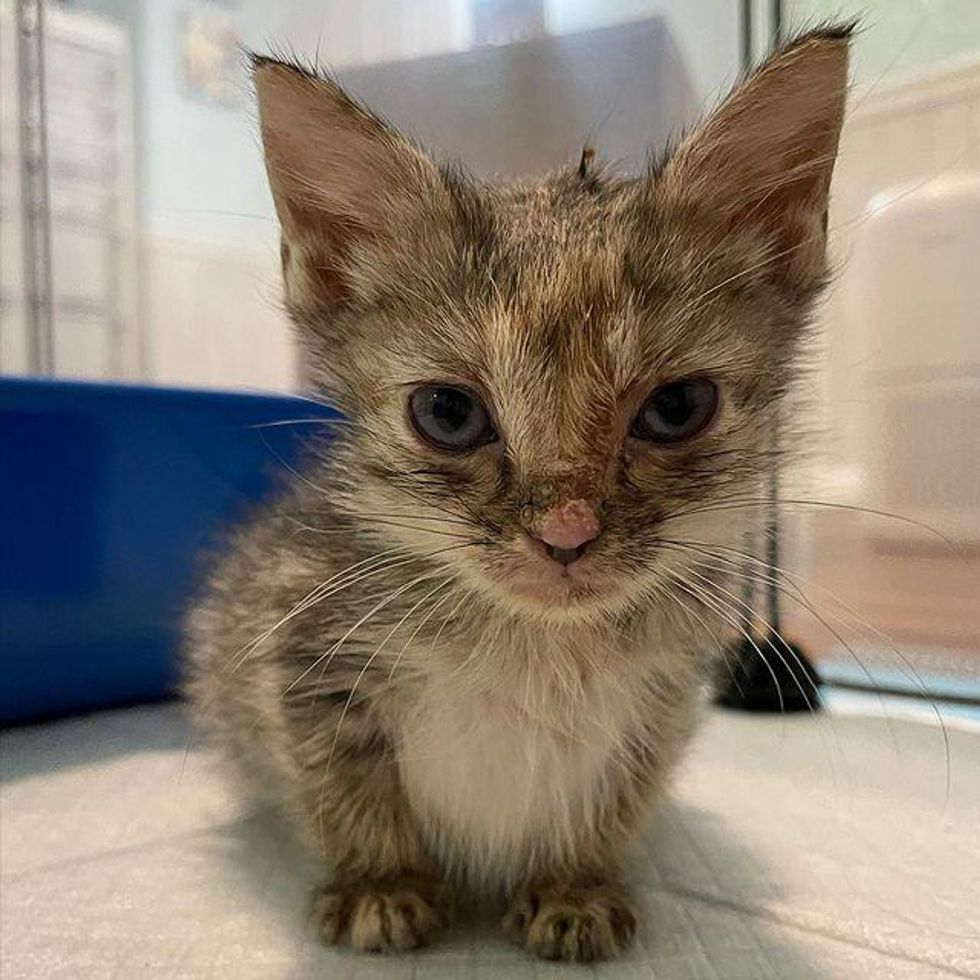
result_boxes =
[0,377,340,725]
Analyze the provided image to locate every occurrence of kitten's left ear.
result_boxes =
[252,55,451,318]
[663,26,852,288]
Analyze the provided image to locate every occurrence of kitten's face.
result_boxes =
[254,31,849,624]
[322,180,790,622]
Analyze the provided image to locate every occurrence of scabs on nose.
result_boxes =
[533,498,600,552]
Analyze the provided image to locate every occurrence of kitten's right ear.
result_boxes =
[252,56,446,317]
[661,27,851,289]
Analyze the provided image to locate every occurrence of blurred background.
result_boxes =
[2,0,979,695]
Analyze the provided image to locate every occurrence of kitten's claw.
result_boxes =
[504,882,637,962]
[312,876,450,953]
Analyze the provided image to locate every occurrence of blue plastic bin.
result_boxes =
[0,377,339,725]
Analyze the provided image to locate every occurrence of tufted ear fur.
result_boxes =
[662,26,851,289]
[252,55,452,320]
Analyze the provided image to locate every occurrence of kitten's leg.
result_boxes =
[503,875,637,963]
[308,734,450,953]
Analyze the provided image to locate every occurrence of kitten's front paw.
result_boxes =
[312,875,450,953]
[504,881,637,963]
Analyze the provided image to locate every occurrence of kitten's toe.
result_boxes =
[504,882,636,962]
[312,876,450,953]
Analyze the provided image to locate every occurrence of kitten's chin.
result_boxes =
[494,562,630,622]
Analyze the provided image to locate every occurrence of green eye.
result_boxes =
[631,378,718,444]
[409,385,497,452]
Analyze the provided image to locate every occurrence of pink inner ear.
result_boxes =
[723,116,840,280]
[664,35,848,256]
[255,61,446,313]
[283,211,371,309]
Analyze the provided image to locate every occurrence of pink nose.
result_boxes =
[534,498,601,551]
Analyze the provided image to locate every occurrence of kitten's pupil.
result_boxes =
[652,385,692,427]
[431,387,472,434]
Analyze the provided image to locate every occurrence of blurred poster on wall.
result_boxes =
[181,3,243,108]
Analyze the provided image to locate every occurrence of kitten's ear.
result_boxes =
[662,26,851,287]
[252,56,447,315]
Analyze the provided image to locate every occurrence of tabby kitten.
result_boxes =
[184,27,850,962]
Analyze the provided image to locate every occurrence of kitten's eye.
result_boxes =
[631,378,718,444]
[409,385,496,452]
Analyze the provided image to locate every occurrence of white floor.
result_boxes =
[2,701,978,979]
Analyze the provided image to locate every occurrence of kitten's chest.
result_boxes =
[393,632,647,875]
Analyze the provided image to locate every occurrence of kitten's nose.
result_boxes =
[533,498,600,565]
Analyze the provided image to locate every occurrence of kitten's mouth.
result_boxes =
[544,543,588,566]
[501,537,612,607]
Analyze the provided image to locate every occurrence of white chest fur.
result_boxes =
[395,627,652,881]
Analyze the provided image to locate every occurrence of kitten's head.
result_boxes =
[254,28,850,625]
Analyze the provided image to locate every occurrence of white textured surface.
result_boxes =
[2,703,978,979]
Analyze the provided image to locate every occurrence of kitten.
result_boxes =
[184,26,850,963]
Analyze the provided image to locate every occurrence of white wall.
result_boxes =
[8,2,738,392]
[544,0,740,108]
[785,0,980,84]
[135,0,479,252]
[140,236,293,391]
[128,0,290,389]
[55,0,291,390]
[126,0,739,394]
[240,0,475,72]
